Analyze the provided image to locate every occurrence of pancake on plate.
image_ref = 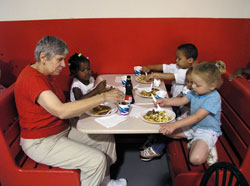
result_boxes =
[91,105,112,115]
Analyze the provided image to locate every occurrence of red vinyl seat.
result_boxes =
[0,84,80,186]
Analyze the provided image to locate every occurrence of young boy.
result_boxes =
[143,43,198,98]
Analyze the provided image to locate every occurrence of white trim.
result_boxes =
[1,0,250,21]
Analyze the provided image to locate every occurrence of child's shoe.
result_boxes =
[107,178,127,186]
[139,135,154,151]
[207,146,218,166]
[140,146,162,162]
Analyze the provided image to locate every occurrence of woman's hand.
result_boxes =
[96,80,107,93]
[159,123,177,135]
[103,89,124,103]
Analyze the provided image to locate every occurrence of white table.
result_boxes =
[76,74,171,134]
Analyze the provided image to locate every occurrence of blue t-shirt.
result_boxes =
[186,90,222,135]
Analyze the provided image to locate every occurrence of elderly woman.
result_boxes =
[14,36,127,186]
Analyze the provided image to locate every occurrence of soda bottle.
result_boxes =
[125,75,135,104]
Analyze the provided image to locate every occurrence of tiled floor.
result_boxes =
[111,142,172,186]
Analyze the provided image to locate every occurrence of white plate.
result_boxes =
[140,108,176,124]
[135,75,153,84]
[135,88,162,98]
[86,102,118,117]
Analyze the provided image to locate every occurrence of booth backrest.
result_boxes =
[218,73,250,175]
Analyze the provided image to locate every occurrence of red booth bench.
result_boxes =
[0,84,80,186]
[166,72,250,186]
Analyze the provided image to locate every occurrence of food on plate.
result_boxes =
[143,109,173,123]
[140,88,159,97]
[136,74,146,82]
[90,105,112,115]
[136,74,152,83]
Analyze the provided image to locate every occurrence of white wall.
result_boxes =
[0,0,250,21]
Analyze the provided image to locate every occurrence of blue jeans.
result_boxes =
[150,134,168,154]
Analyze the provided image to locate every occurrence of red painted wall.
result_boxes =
[0,18,249,91]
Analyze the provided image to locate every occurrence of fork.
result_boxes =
[151,94,163,111]
[106,109,114,115]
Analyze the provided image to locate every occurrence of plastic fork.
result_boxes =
[151,94,163,111]
[106,108,114,115]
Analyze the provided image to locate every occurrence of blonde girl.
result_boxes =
[156,61,226,166]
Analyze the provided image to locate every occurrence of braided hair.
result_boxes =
[68,53,89,76]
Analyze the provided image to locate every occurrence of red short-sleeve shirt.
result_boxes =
[14,65,68,139]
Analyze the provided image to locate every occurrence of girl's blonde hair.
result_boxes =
[192,60,226,88]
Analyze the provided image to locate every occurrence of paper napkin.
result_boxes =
[115,76,122,83]
[94,114,128,128]
[129,105,148,118]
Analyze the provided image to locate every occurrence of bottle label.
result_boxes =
[125,95,133,103]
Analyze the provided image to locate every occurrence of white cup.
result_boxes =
[118,101,131,116]
[121,76,127,87]
[134,66,142,76]
[156,90,167,99]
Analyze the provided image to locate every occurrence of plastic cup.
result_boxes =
[121,76,127,87]
[156,90,167,99]
[134,66,142,77]
[118,101,131,116]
